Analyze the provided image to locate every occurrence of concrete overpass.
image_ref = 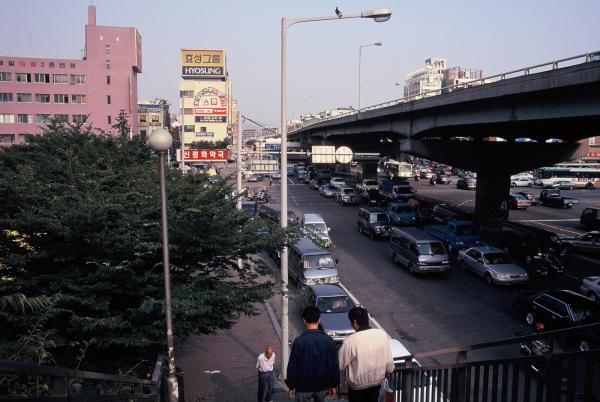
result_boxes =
[289,52,600,221]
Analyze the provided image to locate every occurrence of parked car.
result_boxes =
[509,194,531,210]
[516,191,539,206]
[389,227,450,274]
[580,208,600,230]
[550,180,576,190]
[208,175,225,184]
[513,289,600,330]
[562,231,600,254]
[457,246,529,285]
[301,213,332,247]
[580,276,600,303]
[258,203,299,226]
[289,238,339,286]
[299,284,356,342]
[319,184,337,198]
[483,221,565,277]
[356,207,393,239]
[539,189,578,208]
[248,173,263,182]
[456,177,476,190]
[271,172,282,180]
[386,201,417,226]
[335,186,359,206]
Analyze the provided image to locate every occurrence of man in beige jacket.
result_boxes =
[339,307,394,402]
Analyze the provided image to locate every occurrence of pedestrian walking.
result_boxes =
[286,306,339,402]
[256,345,276,402]
[339,307,394,402]
[269,175,273,186]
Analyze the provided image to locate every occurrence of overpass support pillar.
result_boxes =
[361,163,378,180]
[475,172,510,223]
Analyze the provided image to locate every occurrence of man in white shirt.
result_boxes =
[339,307,394,402]
[256,345,276,402]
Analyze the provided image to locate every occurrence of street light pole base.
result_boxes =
[167,375,179,402]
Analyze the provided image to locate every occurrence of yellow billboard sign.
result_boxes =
[181,49,225,78]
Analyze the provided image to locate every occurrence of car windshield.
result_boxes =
[513,195,525,200]
[342,189,356,195]
[483,252,512,265]
[317,296,354,313]
[242,204,256,213]
[455,225,477,235]
[370,213,389,223]
[365,180,378,186]
[305,223,327,235]
[570,303,600,324]
[325,186,336,191]
[304,254,336,269]
[392,205,412,213]
[417,242,446,255]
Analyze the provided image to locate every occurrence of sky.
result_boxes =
[1,0,599,128]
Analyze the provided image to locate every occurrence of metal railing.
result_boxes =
[0,355,180,402]
[292,50,600,132]
[379,323,600,402]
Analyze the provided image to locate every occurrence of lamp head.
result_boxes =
[361,8,392,22]
[374,42,383,46]
[148,129,173,152]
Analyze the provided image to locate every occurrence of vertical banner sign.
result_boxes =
[181,49,225,78]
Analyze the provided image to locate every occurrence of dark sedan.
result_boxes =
[456,177,476,190]
[300,284,356,342]
[516,191,539,206]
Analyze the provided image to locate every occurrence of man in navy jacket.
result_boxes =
[286,306,339,401]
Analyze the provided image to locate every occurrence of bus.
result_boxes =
[381,160,413,179]
[534,164,600,189]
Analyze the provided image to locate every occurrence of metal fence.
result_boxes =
[0,355,181,402]
[293,50,600,131]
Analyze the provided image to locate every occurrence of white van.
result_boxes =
[301,213,332,247]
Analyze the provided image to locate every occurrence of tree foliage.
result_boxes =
[0,119,288,373]
[190,139,229,149]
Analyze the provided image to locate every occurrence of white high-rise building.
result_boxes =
[404,58,447,98]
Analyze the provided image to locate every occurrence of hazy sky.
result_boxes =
[1,0,599,128]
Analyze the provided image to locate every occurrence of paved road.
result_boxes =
[258,174,599,364]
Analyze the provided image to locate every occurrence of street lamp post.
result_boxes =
[280,7,391,378]
[358,42,382,110]
[148,129,179,402]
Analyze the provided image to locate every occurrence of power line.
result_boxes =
[241,115,279,137]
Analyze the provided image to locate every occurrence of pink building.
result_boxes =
[0,5,142,146]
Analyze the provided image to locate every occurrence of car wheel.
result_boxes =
[370,231,376,240]
[484,273,494,286]
[527,183,532,187]
[588,291,598,303]
[525,312,535,326]
[569,186,574,190]
[586,182,594,190]
[409,263,416,275]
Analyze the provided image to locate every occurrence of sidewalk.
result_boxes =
[177,300,283,402]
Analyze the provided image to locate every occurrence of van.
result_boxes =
[258,203,300,226]
[389,227,450,274]
[301,213,332,246]
[289,238,339,286]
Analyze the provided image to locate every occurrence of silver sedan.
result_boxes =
[458,246,529,285]
[319,184,337,198]
[562,231,600,254]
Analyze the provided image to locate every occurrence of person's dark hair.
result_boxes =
[302,305,320,324]
[348,306,369,327]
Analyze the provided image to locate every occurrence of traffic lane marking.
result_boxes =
[513,219,579,222]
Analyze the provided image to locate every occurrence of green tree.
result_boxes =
[190,139,229,149]
[112,110,131,139]
[0,119,290,373]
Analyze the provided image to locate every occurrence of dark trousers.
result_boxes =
[348,384,381,402]
[257,371,275,402]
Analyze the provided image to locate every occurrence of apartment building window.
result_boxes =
[106,75,111,84]
[17,114,34,123]
[107,115,112,124]
[0,114,15,124]
[0,72,12,82]
[71,74,86,84]
[72,114,86,124]
[105,60,110,70]
[54,94,69,104]
[15,73,31,82]
[35,94,50,103]
[180,90,194,97]
[184,125,195,132]
[71,94,86,104]
[16,93,32,103]
[105,44,110,54]
[53,74,68,84]
[0,135,14,144]
[54,114,68,123]
[35,114,50,124]
[0,93,13,102]
[34,73,50,83]
[107,95,111,104]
